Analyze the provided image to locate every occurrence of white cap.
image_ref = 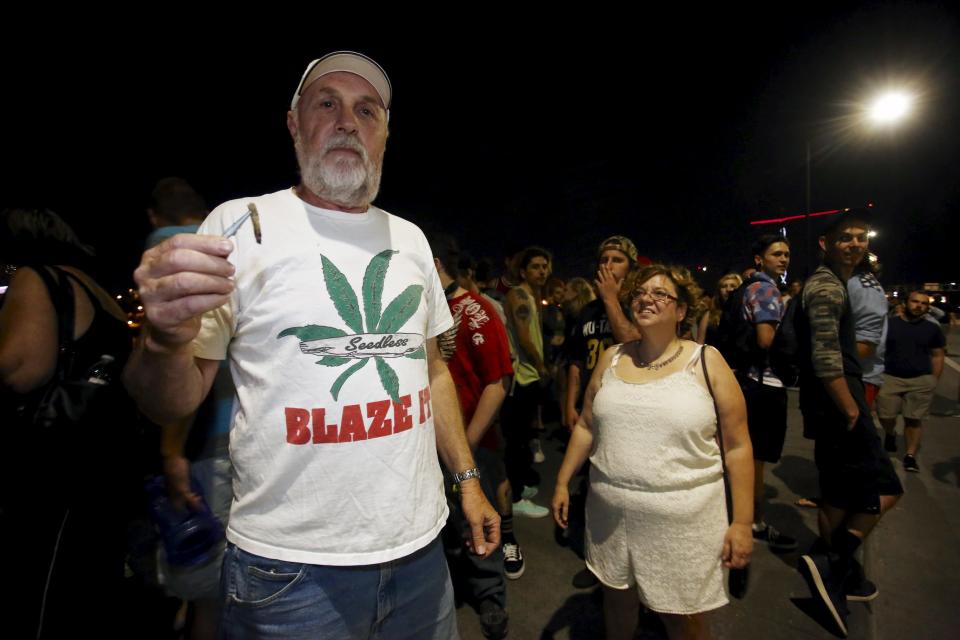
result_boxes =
[291,51,392,111]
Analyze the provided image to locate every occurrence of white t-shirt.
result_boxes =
[193,188,453,566]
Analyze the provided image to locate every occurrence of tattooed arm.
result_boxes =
[506,287,546,375]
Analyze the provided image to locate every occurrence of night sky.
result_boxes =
[3,4,958,291]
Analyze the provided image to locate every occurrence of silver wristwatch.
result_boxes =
[453,467,481,484]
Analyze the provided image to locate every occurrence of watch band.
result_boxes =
[453,467,481,484]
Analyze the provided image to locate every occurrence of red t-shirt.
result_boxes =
[446,292,514,450]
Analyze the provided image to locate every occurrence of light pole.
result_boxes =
[805,142,812,272]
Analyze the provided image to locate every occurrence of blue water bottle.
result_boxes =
[145,476,225,567]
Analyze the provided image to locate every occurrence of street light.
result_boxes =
[804,88,915,268]
[867,91,914,126]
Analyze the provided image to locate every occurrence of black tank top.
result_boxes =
[55,268,132,382]
[2,265,138,516]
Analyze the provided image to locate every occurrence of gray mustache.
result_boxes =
[322,135,368,162]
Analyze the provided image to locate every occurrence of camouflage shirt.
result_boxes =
[802,265,846,380]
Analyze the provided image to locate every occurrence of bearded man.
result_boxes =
[125,52,498,639]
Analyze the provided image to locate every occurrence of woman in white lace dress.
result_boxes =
[552,264,754,640]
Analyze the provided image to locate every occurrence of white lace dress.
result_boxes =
[585,343,729,614]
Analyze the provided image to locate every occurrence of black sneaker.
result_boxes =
[846,578,879,602]
[753,523,798,551]
[844,557,879,602]
[572,567,599,589]
[503,541,525,579]
[798,554,849,637]
[903,455,919,472]
[478,600,508,639]
[884,433,897,452]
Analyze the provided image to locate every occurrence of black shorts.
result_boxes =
[809,377,904,514]
[740,377,788,463]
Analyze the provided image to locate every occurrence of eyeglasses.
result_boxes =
[632,288,678,304]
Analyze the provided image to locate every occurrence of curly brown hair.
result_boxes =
[619,264,706,335]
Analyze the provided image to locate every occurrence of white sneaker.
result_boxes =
[530,438,545,463]
[521,485,539,500]
[512,498,549,518]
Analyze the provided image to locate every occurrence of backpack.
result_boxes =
[716,274,800,386]
[769,296,800,387]
[716,280,757,372]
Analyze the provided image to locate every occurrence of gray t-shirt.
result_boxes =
[847,272,887,386]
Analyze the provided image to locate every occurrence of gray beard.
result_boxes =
[295,132,383,209]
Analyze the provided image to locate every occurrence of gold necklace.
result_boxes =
[636,343,684,370]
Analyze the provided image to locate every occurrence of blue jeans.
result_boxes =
[220,537,459,639]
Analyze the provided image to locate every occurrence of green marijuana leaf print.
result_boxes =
[277,325,347,341]
[405,345,426,360]
[331,359,368,401]
[378,285,424,333]
[321,255,364,334]
[362,249,396,333]
[277,325,350,365]
[279,252,426,401]
[375,356,400,402]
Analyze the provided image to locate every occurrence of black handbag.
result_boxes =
[700,346,751,599]
[19,267,115,417]
[10,267,127,496]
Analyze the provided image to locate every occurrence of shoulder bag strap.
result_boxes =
[700,345,733,526]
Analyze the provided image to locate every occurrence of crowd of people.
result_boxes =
[0,51,950,640]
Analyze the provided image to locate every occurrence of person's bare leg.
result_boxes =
[846,493,900,539]
[818,503,848,542]
[904,418,923,456]
[817,491,898,549]
[602,585,639,640]
[497,478,512,516]
[841,518,873,542]
[879,493,900,516]
[753,461,765,525]
[661,612,711,640]
[190,599,221,640]
[878,416,897,437]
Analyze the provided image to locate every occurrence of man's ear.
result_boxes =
[287,110,298,140]
[818,236,827,253]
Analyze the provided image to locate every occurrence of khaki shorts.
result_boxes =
[876,373,937,420]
